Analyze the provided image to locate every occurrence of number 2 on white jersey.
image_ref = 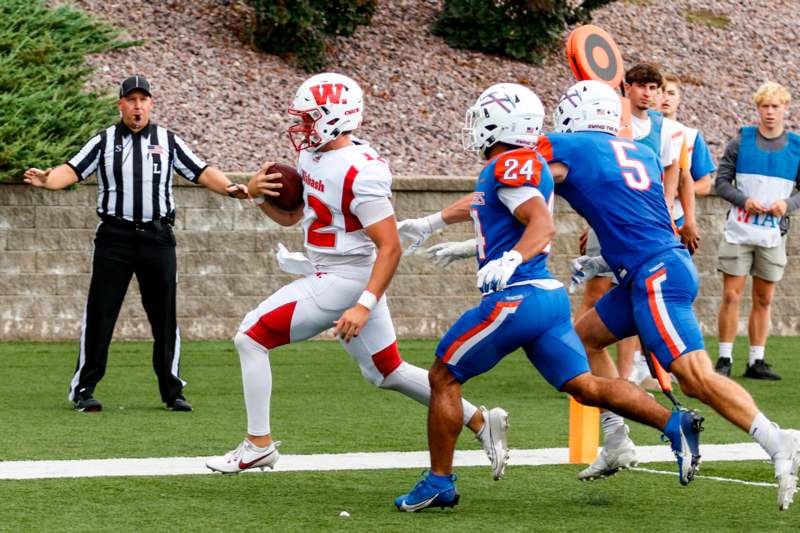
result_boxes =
[610,140,651,190]
[306,194,335,248]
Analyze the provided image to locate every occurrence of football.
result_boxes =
[265,162,304,211]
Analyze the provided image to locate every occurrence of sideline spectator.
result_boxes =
[714,82,800,380]
[658,74,716,224]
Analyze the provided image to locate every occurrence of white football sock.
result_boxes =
[750,412,782,459]
[234,332,272,437]
[380,361,478,426]
[630,350,649,383]
[748,346,765,366]
[718,342,733,361]
[601,411,626,447]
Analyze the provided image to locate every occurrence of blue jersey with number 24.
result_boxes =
[471,148,555,286]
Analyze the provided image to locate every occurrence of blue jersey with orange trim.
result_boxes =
[537,131,681,278]
[471,148,554,283]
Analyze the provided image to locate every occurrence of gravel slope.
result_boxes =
[59,0,799,175]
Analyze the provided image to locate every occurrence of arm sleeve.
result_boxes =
[786,164,800,212]
[349,161,392,211]
[785,190,800,212]
[497,186,542,214]
[353,197,395,227]
[172,134,208,183]
[67,133,103,182]
[714,138,747,208]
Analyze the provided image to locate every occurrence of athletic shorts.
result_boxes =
[595,247,704,371]
[718,236,787,282]
[436,285,590,389]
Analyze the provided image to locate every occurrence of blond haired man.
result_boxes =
[715,82,800,380]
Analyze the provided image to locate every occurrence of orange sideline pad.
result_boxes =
[568,396,600,464]
[566,25,624,90]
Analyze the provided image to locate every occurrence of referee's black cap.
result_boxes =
[119,75,152,97]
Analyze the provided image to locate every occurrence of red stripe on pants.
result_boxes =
[371,341,403,377]
[245,301,297,349]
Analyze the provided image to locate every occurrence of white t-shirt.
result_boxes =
[631,113,683,167]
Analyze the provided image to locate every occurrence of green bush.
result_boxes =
[0,0,134,182]
[432,0,616,64]
[248,0,376,72]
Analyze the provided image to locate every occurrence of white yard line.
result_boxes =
[631,467,778,488]
[0,442,770,481]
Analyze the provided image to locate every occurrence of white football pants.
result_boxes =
[236,272,478,436]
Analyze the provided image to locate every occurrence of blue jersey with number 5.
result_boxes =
[471,148,554,284]
[537,131,680,277]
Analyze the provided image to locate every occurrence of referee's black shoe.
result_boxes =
[744,360,782,381]
[74,390,103,412]
[167,396,193,412]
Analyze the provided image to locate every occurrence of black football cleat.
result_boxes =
[744,360,781,381]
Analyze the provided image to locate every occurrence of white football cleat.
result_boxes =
[774,429,800,511]
[206,439,281,474]
[476,406,510,481]
[578,425,638,481]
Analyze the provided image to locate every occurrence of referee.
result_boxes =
[24,75,249,412]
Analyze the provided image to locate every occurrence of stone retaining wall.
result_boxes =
[1,176,797,340]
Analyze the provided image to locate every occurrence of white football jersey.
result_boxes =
[671,123,699,222]
[297,138,392,270]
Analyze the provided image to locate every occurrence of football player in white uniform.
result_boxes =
[206,73,509,479]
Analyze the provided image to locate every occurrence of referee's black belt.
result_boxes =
[99,213,174,232]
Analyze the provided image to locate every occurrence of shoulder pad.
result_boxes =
[494,148,543,187]
[360,149,388,166]
[536,135,554,162]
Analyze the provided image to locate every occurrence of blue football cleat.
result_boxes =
[395,471,460,512]
[662,408,704,485]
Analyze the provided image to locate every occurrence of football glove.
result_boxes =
[397,213,446,256]
[426,239,476,267]
[568,255,611,293]
[476,250,523,293]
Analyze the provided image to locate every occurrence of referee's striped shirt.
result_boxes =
[67,122,207,222]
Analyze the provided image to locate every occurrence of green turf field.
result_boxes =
[1,338,799,531]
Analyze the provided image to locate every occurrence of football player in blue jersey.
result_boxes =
[403,80,800,511]
[395,83,702,513]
